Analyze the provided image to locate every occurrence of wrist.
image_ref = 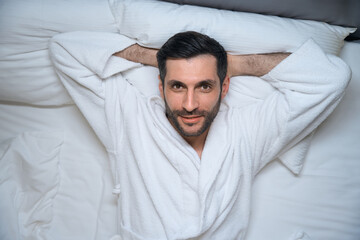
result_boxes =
[227,54,246,78]
[114,44,158,67]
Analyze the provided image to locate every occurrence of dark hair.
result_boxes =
[157,31,227,85]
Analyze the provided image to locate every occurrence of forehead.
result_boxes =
[165,55,219,84]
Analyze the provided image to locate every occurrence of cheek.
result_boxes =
[201,92,221,109]
[164,91,182,109]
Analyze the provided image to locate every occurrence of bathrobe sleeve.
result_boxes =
[49,31,141,150]
[237,39,351,175]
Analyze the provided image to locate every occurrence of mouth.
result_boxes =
[179,115,203,125]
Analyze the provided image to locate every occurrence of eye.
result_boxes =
[172,83,183,89]
[201,84,210,90]
[200,83,212,92]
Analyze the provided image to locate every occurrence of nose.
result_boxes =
[182,89,199,113]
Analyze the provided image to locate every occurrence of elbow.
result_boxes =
[48,34,75,70]
[326,55,352,98]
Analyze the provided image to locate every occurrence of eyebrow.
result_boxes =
[167,79,217,87]
[195,79,217,88]
[167,80,184,86]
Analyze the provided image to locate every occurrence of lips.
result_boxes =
[180,115,203,124]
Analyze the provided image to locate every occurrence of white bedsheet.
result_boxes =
[0,41,359,240]
[0,131,62,240]
[0,0,359,239]
[0,104,117,240]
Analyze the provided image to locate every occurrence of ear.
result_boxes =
[221,76,230,100]
[158,75,164,99]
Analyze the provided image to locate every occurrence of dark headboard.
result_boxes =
[161,0,360,40]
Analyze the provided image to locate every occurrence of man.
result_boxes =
[50,31,350,239]
[114,31,291,158]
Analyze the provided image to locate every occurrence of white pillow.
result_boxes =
[0,0,117,106]
[109,0,355,55]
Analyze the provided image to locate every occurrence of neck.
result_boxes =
[182,128,209,159]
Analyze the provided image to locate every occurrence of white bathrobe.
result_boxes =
[50,32,350,240]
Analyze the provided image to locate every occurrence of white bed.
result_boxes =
[0,0,359,239]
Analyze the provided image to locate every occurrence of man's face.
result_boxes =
[159,55,229,139]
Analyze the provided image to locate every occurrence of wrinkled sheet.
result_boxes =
[0,0,359,239]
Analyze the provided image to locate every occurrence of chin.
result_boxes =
[182,130,201,137]
[179,125,206,138]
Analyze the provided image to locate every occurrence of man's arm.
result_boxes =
[50,31,140,150]
[115,44,289,77]
[114,44,158,67]
[234,40,351,174]
[227,53,290,78]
